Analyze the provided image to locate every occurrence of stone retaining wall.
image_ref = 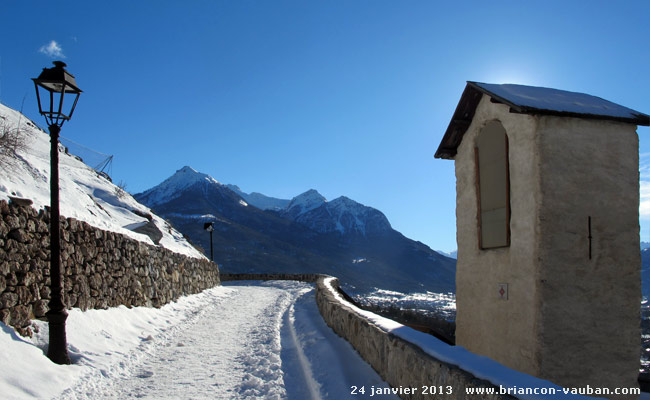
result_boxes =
[0,199,220,336]
[314,276,516,400]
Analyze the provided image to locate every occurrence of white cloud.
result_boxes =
[39,40,65,58]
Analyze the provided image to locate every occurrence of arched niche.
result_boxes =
[474,120,510,249]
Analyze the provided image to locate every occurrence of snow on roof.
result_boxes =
[471,82,650,124]
[435,81,650,159]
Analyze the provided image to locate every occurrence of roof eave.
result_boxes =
[434,84,484,159]
[511,107,650,126]
[434,82,650,159]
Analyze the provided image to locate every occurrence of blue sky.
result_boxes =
[1,0,649,252]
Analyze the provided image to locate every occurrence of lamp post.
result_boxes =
[203,222,214,261]
[33,61,82,365]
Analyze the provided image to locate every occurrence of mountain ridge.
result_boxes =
[134,166,456,294]
[226,184,290,211]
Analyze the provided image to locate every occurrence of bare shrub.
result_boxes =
[0,118,29,167]
[114,180,128,199]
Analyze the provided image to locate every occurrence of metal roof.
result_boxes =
[435,82,650,159]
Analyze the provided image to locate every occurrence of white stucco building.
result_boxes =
[435,82,650,398]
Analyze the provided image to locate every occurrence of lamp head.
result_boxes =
[33,61,82,128]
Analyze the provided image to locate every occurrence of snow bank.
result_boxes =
[0,286,234,399]
[0,103,203,258]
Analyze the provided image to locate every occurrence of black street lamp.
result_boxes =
[203,222,214,261]
[33,61,82,365]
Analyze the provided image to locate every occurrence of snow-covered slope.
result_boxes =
[0,104,203,259]
[227,184,290,211]
[437,250,457,259]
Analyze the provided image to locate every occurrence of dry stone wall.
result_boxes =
[0,199,220,336]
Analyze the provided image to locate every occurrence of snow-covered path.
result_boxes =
[76,284,292,399]
[34,281,398,400]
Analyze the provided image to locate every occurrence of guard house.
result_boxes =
[435,82,650,395]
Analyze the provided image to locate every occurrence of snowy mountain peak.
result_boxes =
[327,196,391,235]
[136,166,221,207]
[281,192,392,237]
[176,166,220,185]
[286,189,327,217]
[329,195,356,207]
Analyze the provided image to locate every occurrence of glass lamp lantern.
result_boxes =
[33,61,82,128]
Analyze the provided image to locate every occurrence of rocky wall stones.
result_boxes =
[0,200,220,336]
